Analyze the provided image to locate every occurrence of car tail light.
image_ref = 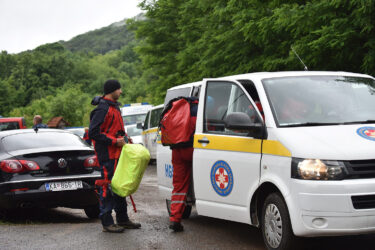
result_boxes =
[0,160,23,173]
[84,156,99,168]
[19,160,40,171]
[0,160,40,173]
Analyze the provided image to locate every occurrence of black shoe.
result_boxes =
[117,220,141,229]
[102,224,125,233]
[169,221,184,232]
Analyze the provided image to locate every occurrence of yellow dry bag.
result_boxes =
[111,144,150,197]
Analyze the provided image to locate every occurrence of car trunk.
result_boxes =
[13,149,95,176]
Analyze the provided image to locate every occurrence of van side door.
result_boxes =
[193,80,263,224]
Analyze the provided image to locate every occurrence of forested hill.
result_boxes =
[0,14,148,127]
[60,19,134,54]
[1,1,375,128]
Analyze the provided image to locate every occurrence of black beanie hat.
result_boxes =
[104,79,121,95]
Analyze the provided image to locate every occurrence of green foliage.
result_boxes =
[133,0,375,102]
[2,2,375,123]
[1,26,150,123]
[61,19,135,54]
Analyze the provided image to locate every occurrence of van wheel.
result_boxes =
[84,204,100,219]
[261,193,295,250]
[166,199,192,219]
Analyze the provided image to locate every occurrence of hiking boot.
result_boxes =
[117,220,141,229]
[169,221,184,232]
[102,224,125,233]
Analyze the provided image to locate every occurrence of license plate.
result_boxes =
[45,181,83,192]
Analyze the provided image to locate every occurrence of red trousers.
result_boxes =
[170,147,193,222]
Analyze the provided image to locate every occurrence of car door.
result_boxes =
[148,107,163,158]
[193,79,263,224]
[142,111,150,148]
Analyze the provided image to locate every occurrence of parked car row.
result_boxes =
[0,108,161,217]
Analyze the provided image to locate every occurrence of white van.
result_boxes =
[139,104,164,161]
[157,71,375,250]
[121,103,153,126]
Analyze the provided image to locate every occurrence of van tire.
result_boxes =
[261,193,296,250]
[166,199,192,219]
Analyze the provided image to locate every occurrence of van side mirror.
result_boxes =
[224,112,266,139]
[136,122,143,130]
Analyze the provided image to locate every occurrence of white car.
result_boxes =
[125,124,143,144]
[64,127,85,138]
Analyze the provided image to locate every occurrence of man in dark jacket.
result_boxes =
[89,79,141,233]
[32,115,48,129]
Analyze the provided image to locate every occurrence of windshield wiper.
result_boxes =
[281,122,341,127]
[342,120,375,125]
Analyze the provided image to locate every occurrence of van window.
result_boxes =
[150,108,163,128]
[164,87,191,105]
[263,75,375,126]
[144,111,150,130]
[204,81,261,136]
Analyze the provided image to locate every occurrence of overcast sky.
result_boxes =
[0,0,142,54]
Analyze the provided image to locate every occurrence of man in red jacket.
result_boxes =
[89,79,141,233]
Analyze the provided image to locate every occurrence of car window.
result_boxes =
[164,87,191,106]
[150,108,163,128]
[0,122,20,131]
[204,81,261,136]
[2,132,86,152]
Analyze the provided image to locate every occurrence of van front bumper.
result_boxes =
[288,178,375,237]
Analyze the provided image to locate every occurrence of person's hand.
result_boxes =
[116,137,125,147]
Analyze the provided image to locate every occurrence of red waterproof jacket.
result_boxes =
[89,96,126,164]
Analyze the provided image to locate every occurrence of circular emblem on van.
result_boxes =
[57,158,67,168]
[210,160,233,197]
[357,127,375,142]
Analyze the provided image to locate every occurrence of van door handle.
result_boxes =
[198,139,210,144]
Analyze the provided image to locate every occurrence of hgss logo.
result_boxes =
[57,158,67,168]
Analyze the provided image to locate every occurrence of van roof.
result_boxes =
[151,104,164,110]
[167,81,202,91]
[213,71,373,81]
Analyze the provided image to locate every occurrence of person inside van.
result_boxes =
[279,95,310,124]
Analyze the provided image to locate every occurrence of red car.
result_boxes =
[0,117,27,131]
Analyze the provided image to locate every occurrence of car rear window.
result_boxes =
[2,132,86,152]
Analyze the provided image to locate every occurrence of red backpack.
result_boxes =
[159,97,198,148]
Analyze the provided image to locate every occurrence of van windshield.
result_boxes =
[123,114,147,125]
[262,75,375,127]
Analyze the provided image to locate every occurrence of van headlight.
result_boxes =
[291,158,347,180]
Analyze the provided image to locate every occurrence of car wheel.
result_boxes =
[84,204,100,219]
[261,193,296,250]
[166,199,192,219]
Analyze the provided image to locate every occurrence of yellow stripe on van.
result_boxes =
[157,131,162,144]
[262,140,291,157]
[194,133,291,157]
[142,128,158,135]
[194,134,262,153]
